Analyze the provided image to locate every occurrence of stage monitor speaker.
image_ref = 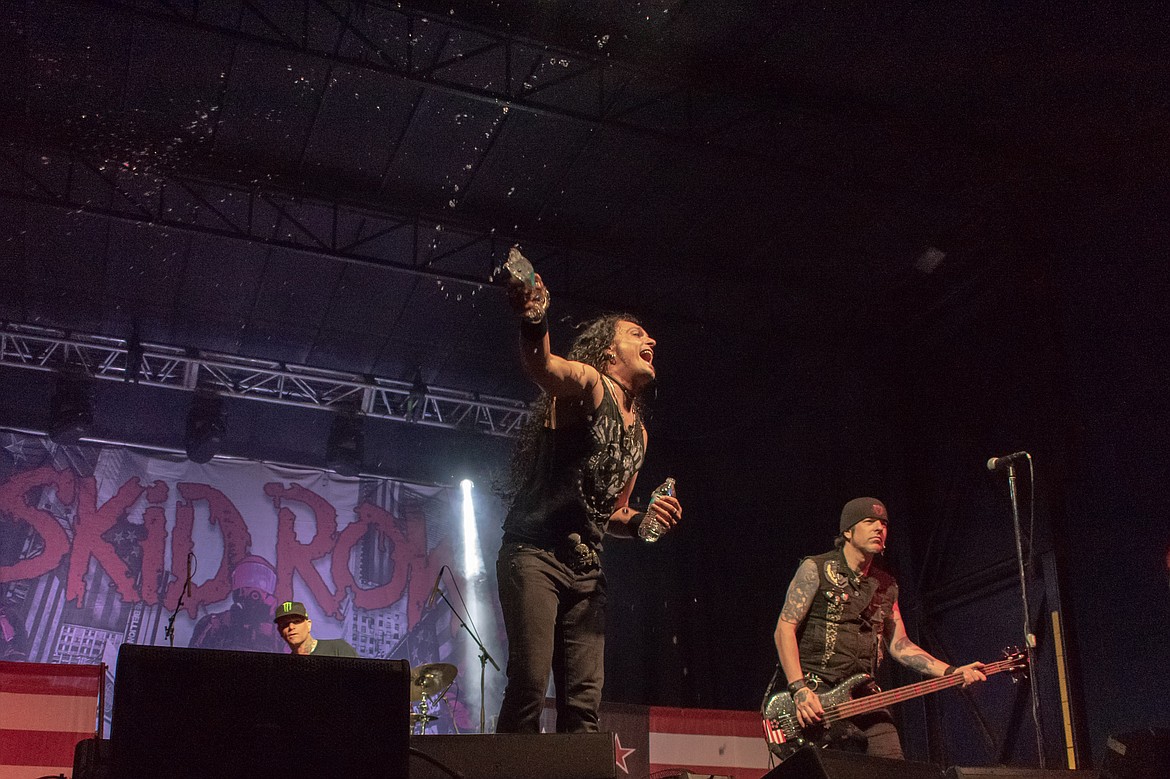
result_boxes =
[110,644,409,779]
[946,768,1099,779]
[1102,727,1170,779]
[72,737,111,779]
[763,746,943,779]
[409,733,615,779]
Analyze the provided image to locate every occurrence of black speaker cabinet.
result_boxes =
[1102,728,1170,779]
[72,737,112,779]
[946,768,1099,779]
[409,733,615,779]
[764,746,943,779]
[110,644,410,779]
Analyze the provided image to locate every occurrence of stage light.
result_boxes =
[456,476,498,732]
[327,411,365,477]
[403,381,427,423]
[460,479,484,577]
[48,373,94,445]
[124,322,143,383]
[184,393,225,464]
[915,245,946,274]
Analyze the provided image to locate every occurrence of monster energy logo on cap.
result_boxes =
[273,600,309,622]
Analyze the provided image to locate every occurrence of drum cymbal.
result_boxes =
[409,662,457,701]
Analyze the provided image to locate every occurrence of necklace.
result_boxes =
[604,372,636,402]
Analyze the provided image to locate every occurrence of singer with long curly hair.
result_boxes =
[495,273,682,734]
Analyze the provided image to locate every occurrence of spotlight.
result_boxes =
[327,412,365,476]
[184,393,226,464]
[48,373,94,445]
[915,246,946,274]
[460,479,483,577]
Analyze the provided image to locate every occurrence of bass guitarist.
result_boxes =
[766,497,987,759]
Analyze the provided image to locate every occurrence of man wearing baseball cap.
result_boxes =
[273,601,358,657]
[766,498,987,758]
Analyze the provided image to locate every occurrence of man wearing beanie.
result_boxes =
[766,498,986,759]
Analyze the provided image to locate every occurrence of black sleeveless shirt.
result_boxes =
[503,377,645,550]
[795,548,899,685]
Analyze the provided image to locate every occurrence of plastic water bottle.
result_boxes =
[638,477,676,542]
[503,246,550,323]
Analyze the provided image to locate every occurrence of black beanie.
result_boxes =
[839,497,888,534]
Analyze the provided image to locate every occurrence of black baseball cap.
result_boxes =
[273,600,309,623]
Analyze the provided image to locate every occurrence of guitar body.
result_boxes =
[761,674,880,761]
[760,649,1026,763]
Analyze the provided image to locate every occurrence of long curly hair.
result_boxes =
[498,313,645,504]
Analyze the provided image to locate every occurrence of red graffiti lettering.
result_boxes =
[331,500,451,624]
[269,483,341,618]
[65,477,144,603]
[139,481,169,606]
[401,499,452,628]
[0,466,76,583]
[165,484,255,616]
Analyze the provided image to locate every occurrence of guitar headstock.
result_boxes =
[1001,647,1029,679]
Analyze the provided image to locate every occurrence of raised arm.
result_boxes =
[512,273,603,400]
[885,600,987,685]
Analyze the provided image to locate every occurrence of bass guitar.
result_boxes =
[761,648,1026,761]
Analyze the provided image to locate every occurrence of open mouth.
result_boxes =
[639,349,654,364]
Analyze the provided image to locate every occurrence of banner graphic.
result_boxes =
[0,431,506,733]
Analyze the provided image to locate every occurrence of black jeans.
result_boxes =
[495,541,606,733]
[831,711,904,759]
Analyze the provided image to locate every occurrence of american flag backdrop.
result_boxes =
[0,661,103,779]
[558,700,776,778]
[648,706,773,778]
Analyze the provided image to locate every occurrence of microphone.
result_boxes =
[986,451,1029,471]
[425,566,446,608]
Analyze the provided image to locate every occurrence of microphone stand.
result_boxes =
[163,559,195,648]
[1004,459,1046,768]
[435,590,500,734]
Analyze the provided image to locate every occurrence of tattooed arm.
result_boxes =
[774,558,823,726]
[886,600,987,685]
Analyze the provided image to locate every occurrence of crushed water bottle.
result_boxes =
[638,477,676,542]
[503,246,550,323]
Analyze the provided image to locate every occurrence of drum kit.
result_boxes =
[408,662,458,734]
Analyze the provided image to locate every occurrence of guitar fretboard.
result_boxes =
[823,656,1023,724]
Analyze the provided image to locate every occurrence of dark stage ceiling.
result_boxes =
[2,0,1166,427]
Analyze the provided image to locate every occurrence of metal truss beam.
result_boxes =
[0,140,504,290]
[72,0,794,164]
[0,140,654,307]
[0,322,531,437]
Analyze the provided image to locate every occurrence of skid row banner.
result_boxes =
[0,430,507,734]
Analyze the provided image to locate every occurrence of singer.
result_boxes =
[764,498,986,758]
[495,271,682,733]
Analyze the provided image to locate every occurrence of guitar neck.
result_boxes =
[824,657,1018,723]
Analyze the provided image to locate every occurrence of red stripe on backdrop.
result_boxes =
[650,706,763,737]
[0,661,103,696]
[648,762,771,779]
[0,728,93,765]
